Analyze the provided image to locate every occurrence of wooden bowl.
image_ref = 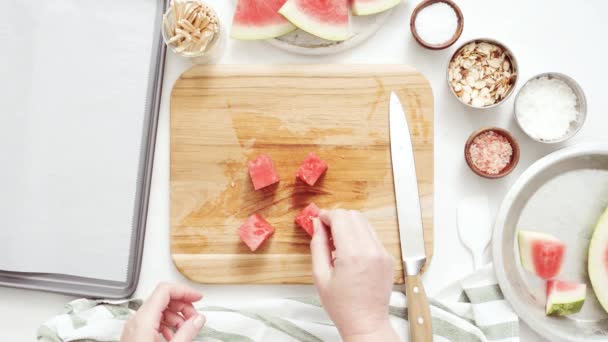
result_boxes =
[410,0,464,50]
[464,127,520,179]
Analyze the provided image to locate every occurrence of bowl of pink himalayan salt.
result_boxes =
[465,127,520,179]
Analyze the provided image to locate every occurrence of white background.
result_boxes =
[2,0,608,340]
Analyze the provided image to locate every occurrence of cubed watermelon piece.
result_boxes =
[238,214,275,252]
[248,154,280,190]
[295,203,321,236]
[296,152,328,186]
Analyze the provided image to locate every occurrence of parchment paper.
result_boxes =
[0,0,157,282]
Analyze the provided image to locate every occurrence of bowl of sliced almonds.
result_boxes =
[447,39,518,108]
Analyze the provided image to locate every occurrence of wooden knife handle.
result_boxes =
[405,274,433,342]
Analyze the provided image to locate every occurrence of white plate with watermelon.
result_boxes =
[231,0,399,55]
[493,144,608,341]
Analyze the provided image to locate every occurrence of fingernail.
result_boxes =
[193,314,205,328]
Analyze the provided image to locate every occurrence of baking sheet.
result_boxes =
[0,0,165,297]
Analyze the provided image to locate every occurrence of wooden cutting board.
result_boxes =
[170,65,433,284]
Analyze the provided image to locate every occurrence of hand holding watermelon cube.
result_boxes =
[295,202,322,236]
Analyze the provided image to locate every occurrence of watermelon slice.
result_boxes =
[518,230,565,279]
[352,0,401,16]
[296,152,328,186]
[295,203,321,236]
[279,0,351,41]
[238,214,275,252]
[546,280,586,316]
[588,206,608,314]
[248,154,280,190]
[231,0,296,40]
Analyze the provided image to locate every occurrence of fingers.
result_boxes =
[320,209,377,256]
[148,283,203,311]
[310,218,332,287]
[318,209,355,251]
[171,314,206,342]
[160,324,175,341]
[163,310,185,328]
[138,283,203,325]
[167,301,199,320]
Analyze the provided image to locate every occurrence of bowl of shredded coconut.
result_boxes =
[515,73,587,143]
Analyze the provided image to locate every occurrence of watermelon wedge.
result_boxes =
[352,0,401,16]
[238,214,275,252]
[518,230,565,279]
[546,280,586,316]
[295,203,321,236]
[279,0,351,41]
[588,206,608,314]
[231,0,296,40]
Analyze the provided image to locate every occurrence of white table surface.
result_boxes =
[2,0,607,340]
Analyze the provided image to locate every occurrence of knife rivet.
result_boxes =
[413,286,419,294]
[417,317,424,325]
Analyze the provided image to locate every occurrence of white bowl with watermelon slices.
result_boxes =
[493,143,608,341]
[231,0,399,55]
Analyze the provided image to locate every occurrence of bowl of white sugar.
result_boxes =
[514,73,587,143]
[410,0,464,50]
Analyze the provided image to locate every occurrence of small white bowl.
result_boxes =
[514,72,587,144]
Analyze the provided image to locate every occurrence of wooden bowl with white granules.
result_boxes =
[464,127,520,179]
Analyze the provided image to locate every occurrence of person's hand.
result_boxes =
[121,283,205,342]
[311,209,398,342]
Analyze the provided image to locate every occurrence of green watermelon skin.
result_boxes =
[352,0,401,16]
[545,280,586,316]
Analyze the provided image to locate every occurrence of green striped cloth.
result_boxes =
[38,265,518,342]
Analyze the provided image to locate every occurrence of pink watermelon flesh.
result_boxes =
[532,240,565,279]
[296,152,328,186]
[518,230,566,280]
[231,0,296,40]
[238,214,275,252]
[295,203,321,236]
[248,154,280,190]
[279,0,350,41]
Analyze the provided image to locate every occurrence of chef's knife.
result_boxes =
[389,91,432,341]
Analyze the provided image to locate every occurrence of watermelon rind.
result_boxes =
[546,281,586,316]
[279,0,351,41]
[546,298,585,316]
[352,0,401,16]
[588,206,608,314]
[231,21,296,40]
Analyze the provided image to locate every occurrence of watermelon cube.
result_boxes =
[238,214,275,252]
[296,152,328,186]
[248,154,280,190]
[295,203,321,236]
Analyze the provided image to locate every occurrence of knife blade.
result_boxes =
[389,91,426,270]
[389,91,432,341]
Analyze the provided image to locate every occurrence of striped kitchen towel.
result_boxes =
[38,264,518,342]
